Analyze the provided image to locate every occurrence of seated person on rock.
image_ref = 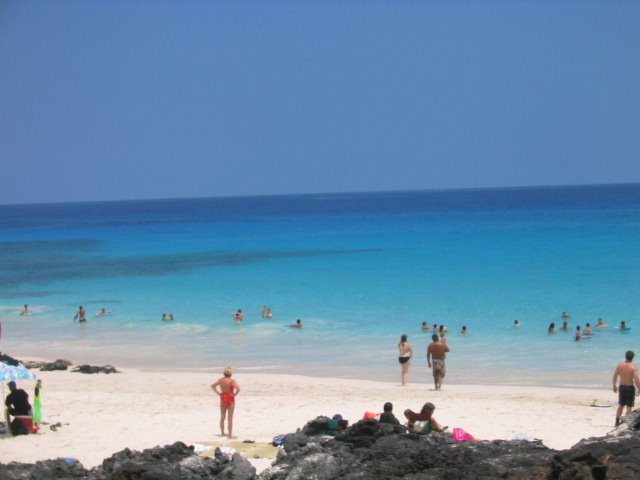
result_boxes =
[379,402,401,426]
[404,402,445,433]
[5,381,32,419]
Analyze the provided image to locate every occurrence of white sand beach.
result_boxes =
[0,368,618,473]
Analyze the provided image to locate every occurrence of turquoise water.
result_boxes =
[1,185,638,387]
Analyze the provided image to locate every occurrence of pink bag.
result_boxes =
[452,427,475,443]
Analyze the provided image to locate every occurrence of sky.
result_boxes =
[1,1,639,205]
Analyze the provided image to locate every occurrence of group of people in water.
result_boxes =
[546,314,630,341]
[232,307,302,328]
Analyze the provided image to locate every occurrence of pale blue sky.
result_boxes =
[1,1,638,205]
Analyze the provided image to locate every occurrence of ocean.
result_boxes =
[1,184,638,387]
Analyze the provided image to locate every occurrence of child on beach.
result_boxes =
[379,402,401,426]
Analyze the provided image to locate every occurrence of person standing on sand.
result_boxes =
[211,367,240,438]
[398,334,412,386]
[613,350,640,426]
[427,334,450,391]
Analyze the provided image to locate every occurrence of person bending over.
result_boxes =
[5,381,32,418]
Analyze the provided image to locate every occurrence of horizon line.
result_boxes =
[1,180,639,208]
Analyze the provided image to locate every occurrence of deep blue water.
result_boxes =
[1,184,639,386]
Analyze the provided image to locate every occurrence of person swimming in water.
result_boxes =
[561,321,569,331]
[96,308,111,316]
[548,322,555,335]
[232,309,244,322]
[597,318,608,328]
[562,311,570,319]
[460,325,468,334]
[421,322,429,332]
[584,323,593,335]
[289,319,302,329]
[19,305,30,316]
[514,319,521,328]
[618,321,628,331]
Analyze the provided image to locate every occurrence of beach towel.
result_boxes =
[272,433,293,446]
[452,427,475,443]
[362,411,379,420]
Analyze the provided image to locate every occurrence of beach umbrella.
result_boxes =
[0,360,37,408]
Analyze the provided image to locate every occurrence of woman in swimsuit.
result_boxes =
[211,367,241,438]
[398,334,413,386]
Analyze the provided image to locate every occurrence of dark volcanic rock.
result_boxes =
[0,458,87,480]
[41,359,73,371]
[87,441,255,480]
[71,364,119,374]
[550,413,640,480]
[260,418,553,480]
[0,442,255,479]
[4,412,640,479]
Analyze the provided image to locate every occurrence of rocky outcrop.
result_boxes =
[0,458,87,480]
[71,365,119,374]
[260,419,553,479]
[89,441,255,480]
[2,413,640,479]
[41,359,73,371]
[21,359,72,370]
[0,442,255,480]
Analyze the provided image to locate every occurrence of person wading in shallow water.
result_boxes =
[427,334,449,391]
[398,334,413,386]
[211,367,240,438]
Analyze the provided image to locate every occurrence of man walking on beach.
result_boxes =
[613,350,640,426]
[211,367,240,438]
[427,334,449,391]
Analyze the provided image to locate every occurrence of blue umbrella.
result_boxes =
[0,362,36,382]
[1,361,37,422]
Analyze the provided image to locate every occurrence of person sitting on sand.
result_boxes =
[73,306,86,323]
[548,323,555,335]
[379,402,401,426]
[421,322,429,332]
[289,319,302,329]
[5,381,32,420]
[460,325,468,334]
[597,318,607,328]
[20,304,30,316]
[96,308,111,316]
[514,319,521,328]
[404,402,444,433]
[561,321,569,331]
[232,309,244,322]
[584,323,593,335]
[211,367,240,438]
